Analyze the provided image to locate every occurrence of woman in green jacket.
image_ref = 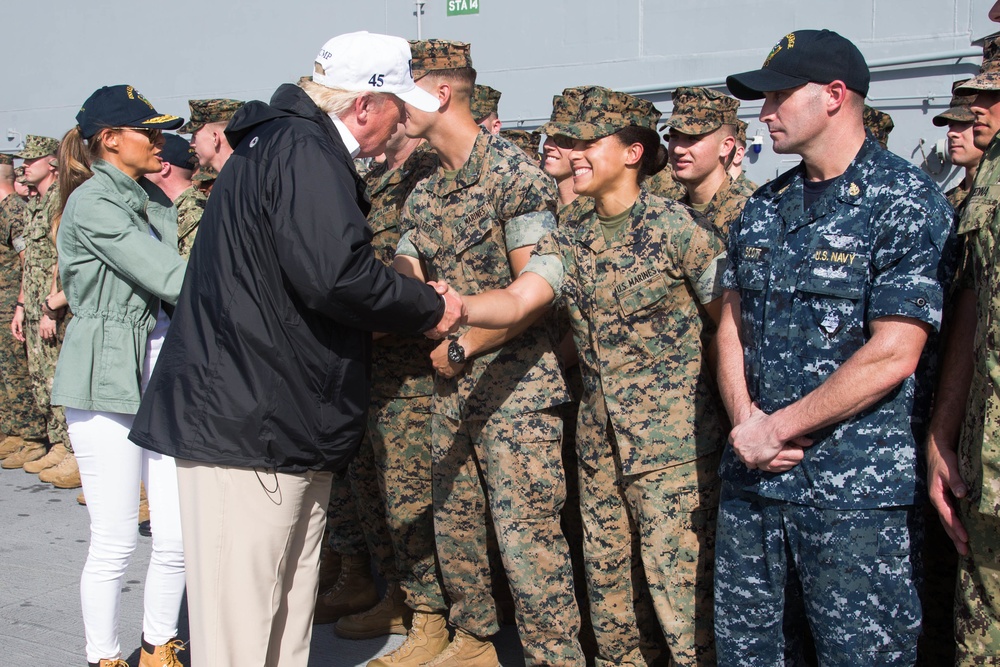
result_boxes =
[50,85,188,667]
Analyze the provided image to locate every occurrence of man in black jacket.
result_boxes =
[129,31,463,667]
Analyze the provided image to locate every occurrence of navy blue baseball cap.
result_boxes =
[76,85,183,140]
[159,134,196,170]
[726,30,870,101]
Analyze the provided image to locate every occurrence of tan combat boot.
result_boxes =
[0,435,25,459]
[39,451,81,488]
[335,581,412,639]
[313,553,378,624]
[23,442,68,474]
[422,629,500,667]
[88,658,129,667]
[77,490,87,505]
[138,635,185,667]
[139,482,150,524]
[1,440,46,469]
[318,543,343,591]
[367,611,450,667]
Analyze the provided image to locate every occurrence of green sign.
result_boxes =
[447,0,479,16]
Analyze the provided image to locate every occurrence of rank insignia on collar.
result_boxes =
[848,182,861,197]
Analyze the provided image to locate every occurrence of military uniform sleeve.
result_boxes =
[395,229,420,259]
[721,208,744,292]
[497,154,559,249]
[868,180,952,330]
[670,208,728,304]
[523,230,568,297]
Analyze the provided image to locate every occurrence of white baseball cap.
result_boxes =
[313,31,440,113]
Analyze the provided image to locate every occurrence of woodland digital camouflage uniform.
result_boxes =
[862,105,894,149]
[665,87,753,237]
[341,144,443,601]
[0,191,46,442]
[470,84,501,123]
[174,185,206,259]
[949,59,1000,663]
[717,136,952,665]
[498,129,541,163]
[398,129,583,665]
[527,85,727,666]
[20,182,70,448]
[526,186,727,667]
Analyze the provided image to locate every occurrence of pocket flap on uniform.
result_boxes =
[617,273,668,315]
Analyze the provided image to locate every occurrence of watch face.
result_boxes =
[448,340,465,363]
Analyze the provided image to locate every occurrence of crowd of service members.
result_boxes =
[0,18,997,667]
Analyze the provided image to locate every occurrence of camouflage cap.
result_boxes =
[408,39,472,81]
[0,153,13,166]
[178,99,245,135]
[538,88,585,137]
[863,105,894,149]
[14,165,26,183]
[193,164,218,182]
[933,79,977,126]
[544,86,660,140]
[471,84,501,122]
[500,129,541,160]
[664,87,740,135]
[735,119,748,145]
[956,33,1000,94]
[15,135,60,160]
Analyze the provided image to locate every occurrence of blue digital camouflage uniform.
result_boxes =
[397,129,583,666]
[525,187,727,667]
[717,137,952,666]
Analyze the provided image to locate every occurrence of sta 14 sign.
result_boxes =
[447,0,479,16]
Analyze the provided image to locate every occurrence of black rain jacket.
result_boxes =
[129,84,444,472]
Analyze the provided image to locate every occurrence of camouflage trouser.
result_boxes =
[24,317,69,449]
[622,456,720,667]
[366,394,437,605]
[714,489,921,666]
[955,499,1000,665]
[345,416,399,583]
[326,469,367,557]
[916,502,958,667]
[0,316,46,440]
[432,409,585,666]
[578,440,666,667]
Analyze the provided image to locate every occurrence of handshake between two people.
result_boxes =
[424,281,468,340]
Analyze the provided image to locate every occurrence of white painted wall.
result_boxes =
[2,0,996,186]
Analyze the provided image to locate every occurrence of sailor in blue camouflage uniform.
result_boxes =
[716,30,953,666]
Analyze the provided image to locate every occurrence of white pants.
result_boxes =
[67,310,184,663]
[69,408,185,662]
[176,461,333,667]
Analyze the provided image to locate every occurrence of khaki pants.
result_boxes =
[176,461,333,667]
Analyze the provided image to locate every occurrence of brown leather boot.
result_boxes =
[366,611,450,667]
[138,635,185,667]
[0,435,25,459]
[422,629,499,667]
[1,441,46,469]
[318,543,343,591]
[335,581,412,639]
[23,442,68,474]
[313,553,378,624]
[40,451,81,488]
[88,658,129,667]
[77,490,87,505]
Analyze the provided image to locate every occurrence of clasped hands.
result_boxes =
[423,281,467,340]
[729,404,814,473]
